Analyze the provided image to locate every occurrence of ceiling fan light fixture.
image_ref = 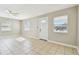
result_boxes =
[6,9,19,16]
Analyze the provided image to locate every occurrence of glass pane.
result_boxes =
[24,20,30,31]
[0,22,11,31]
[53,15,68,33]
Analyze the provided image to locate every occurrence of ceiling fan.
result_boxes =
[6,9,19,16]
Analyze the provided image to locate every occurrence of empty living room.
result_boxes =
[0,4,79,56]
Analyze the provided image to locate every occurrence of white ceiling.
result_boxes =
[0,4,77,19]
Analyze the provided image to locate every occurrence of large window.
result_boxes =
[0,22,12,31]
[53,15,68,33]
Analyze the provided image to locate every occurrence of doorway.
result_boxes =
[38,17,48,40]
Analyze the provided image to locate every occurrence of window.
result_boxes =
[53,15,68,33]
[24,20,30,31]
[0,22,11,31]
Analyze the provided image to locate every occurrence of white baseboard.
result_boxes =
[48,40,77,49]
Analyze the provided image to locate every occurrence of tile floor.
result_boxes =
[0,37,78,55]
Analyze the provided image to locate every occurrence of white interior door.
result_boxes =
[38,17,48,40]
